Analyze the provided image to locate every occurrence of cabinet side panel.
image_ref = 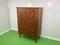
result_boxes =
[38,8,43,37]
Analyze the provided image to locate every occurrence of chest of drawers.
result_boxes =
[17,7,43,42]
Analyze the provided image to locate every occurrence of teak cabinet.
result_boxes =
[17,7,43,42]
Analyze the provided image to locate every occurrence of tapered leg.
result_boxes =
[19,33,21,38]
[35,39,37,43]
[35,36,40,43]
[18,31,21,38]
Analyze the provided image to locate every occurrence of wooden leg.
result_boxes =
[35,36,40,43]
[35,39,37,43]
[35,37,38,43]
[19,34,21,38]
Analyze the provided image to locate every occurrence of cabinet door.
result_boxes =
[23,8,30,35]
[17,8,30,34]
[17,8,25,34]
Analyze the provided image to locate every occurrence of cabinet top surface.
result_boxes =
[16,7,42,9]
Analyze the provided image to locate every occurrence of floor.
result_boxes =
[0,30,60,45]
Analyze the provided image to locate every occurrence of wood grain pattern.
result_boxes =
[17,7,42,39]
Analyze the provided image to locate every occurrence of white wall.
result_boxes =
[0,0,10,33]
[8,0,60,39]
